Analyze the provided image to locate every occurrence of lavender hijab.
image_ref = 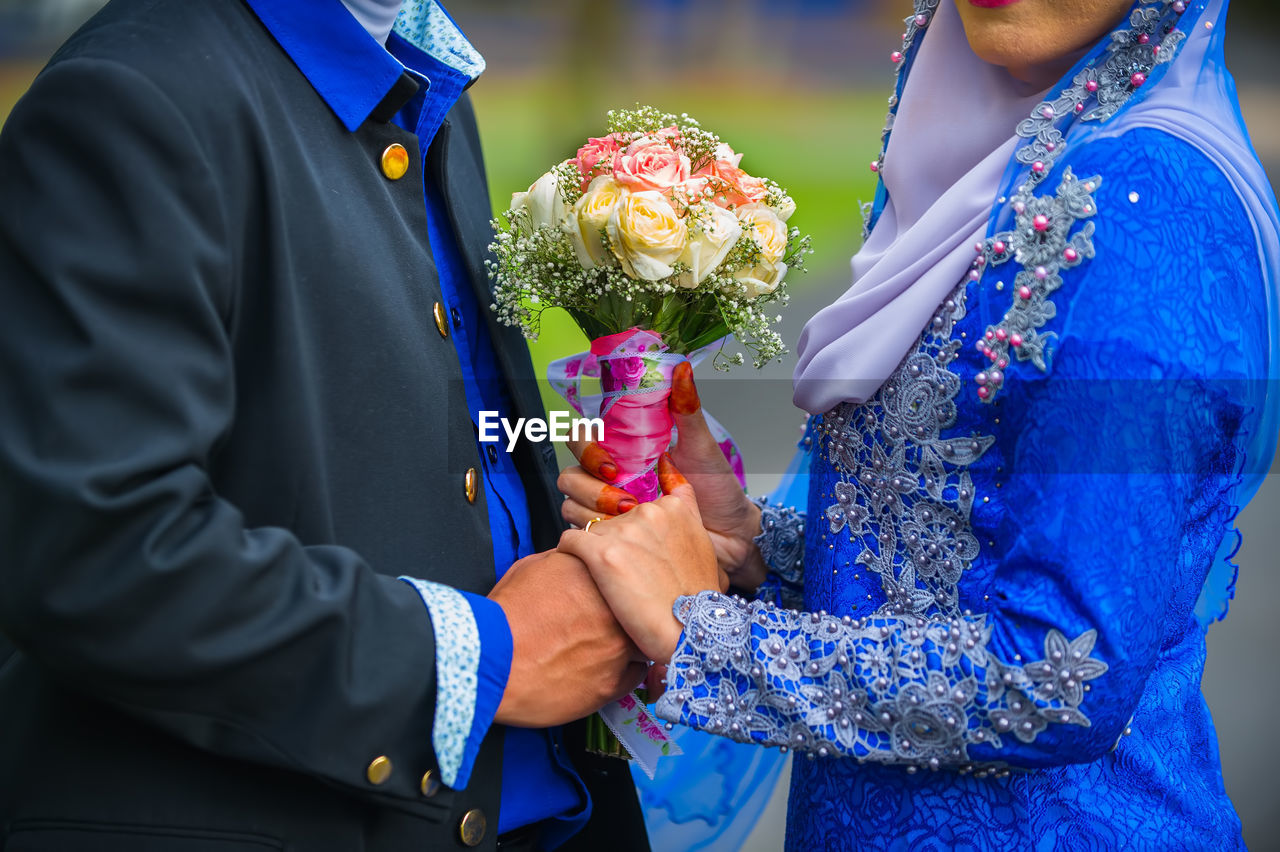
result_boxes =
[792,0,1280,443]
[792,0,1048,411]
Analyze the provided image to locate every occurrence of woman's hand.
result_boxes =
[558,454,726,664]
[559,361,768,591]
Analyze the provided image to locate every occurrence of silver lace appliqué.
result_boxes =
[970,167,1100,400]
[655,276,1109,767]
[754,498,805,585]
[818,286,987,619]
[753,498,806,610]
[658,592,1108,770]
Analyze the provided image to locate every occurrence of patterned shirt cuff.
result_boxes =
[399,578,512,790]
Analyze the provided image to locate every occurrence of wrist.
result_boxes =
[659,614,684,663]
[727,500,767,592]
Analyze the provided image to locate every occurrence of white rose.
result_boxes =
[773,193,797,222]
[733,260,787,298]
[509,167,569,232]
[677,203,741,289]
[565,176,626,269]
[606,191,687,281]
[736,203,788,264]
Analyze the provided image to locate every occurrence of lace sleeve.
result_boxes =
[657,592,1104,772]
[751,498,805,609]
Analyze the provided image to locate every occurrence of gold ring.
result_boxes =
[584,517,605,534]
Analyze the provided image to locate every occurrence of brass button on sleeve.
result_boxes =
[381,143,410,180]
[458,808,487,847]
[464,468,478,504]
[433,301,450,339]
[420,769,441,798]
[366,755,393,786]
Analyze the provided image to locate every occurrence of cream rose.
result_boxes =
[565,176,626,269]
[509,167,569,232]
[606,191,687,281]
[733,260,787,298]
[736,203,788,264]
[677,203,741,288]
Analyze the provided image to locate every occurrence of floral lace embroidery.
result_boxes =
[657,592,1108,769]
[961,0,1186,403]
[817,285,987,619]
[971,167,1100,399]
[662,174,1117,768]
[752,498,806,610]
[754,498,805,584]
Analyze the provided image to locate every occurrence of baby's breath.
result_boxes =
[550,160,585,206]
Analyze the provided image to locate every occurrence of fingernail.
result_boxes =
[617,499,638,513]
[670,361,700,416]
[657,452,690,493]
[599,462,618,482]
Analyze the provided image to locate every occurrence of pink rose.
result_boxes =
[650,125,682,144]
[697,159,768,208]
[713,142,743,168]
[575,135,623,191]
[613,136,691,195]
[607,355,648,391]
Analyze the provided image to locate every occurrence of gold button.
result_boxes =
[464,468,478,504]
[366,755,393,786]
[433,302,449,339]
[420,769,441,798]
[381,143,410,180]
[458,808,486,847]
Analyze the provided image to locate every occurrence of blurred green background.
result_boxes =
[2,1,1278,849]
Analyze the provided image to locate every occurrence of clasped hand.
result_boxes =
[488,362,763,727]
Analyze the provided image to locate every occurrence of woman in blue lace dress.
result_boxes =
[557,0,1280,848]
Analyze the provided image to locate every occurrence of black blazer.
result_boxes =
[0,0,644,849]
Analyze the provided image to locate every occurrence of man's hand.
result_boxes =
[560,361,768,591]
[488,550,647,728]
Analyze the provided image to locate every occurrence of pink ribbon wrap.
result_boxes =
[547,328,747,503]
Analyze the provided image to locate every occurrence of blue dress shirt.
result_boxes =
[241,0,588,843]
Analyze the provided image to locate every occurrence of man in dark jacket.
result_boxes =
[0,1,649,849]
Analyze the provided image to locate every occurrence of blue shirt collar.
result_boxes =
[242,0,482,133]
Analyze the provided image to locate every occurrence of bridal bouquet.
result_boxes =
[489,106,809,766]
[489,105,809,499]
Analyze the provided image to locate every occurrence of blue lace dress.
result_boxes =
[654,124,1268,852]
[655,122,1264,844]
